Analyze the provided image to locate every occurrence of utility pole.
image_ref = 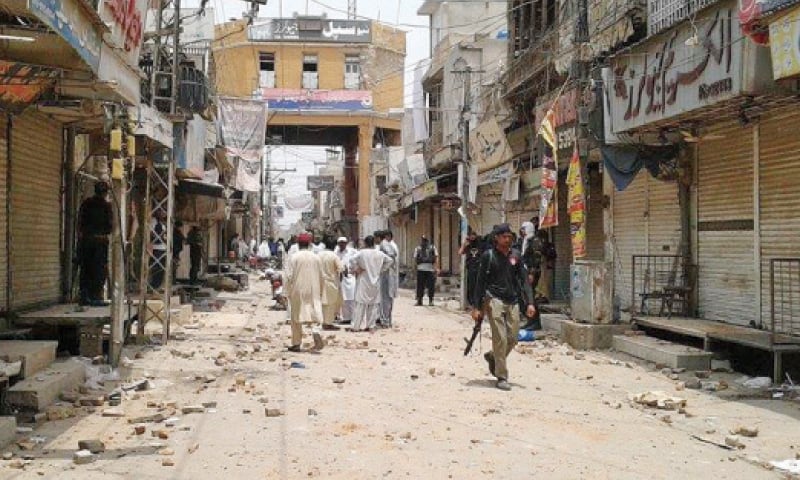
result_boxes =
[348,0,357,19]
[455,63,472,309]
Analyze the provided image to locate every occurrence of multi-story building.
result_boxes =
[211,15,406,239]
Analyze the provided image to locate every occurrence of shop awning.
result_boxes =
[177,178,225,198]
[601,145,679,191]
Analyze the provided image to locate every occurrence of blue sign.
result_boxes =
[29,0,102,72]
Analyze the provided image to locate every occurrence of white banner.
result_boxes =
[218,97,267,192]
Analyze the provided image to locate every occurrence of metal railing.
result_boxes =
[631,255,695,317]
[770,258,800,342]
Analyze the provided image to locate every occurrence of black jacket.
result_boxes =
[473,247,534,306]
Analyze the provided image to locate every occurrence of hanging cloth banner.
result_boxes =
[537,104,559,229]
[218,97,267,192]
[566,147,586,258]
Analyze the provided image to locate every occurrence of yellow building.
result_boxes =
[212,16,406,236]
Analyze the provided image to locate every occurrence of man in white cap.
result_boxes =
[334,237,357,324]
[284,232,325,351]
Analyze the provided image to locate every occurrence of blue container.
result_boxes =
[518,329,536,342]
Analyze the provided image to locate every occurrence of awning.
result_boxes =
[129,104,173,148]
[177,178,225,198]
[601,145,679,191]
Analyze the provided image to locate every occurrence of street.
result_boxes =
[2,277,799,479]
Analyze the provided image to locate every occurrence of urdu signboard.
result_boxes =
[29,0,102,72]
[248,19,371,43]
[307,175,335,191]
[605,3,770,133]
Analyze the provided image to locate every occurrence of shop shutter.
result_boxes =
[648,178,681,255]
[553,177,572,300]
[697,121,755,326]
[758,109,800,333]
[0,116,7,312]
[612,173,646,310]
[10,111,63,310]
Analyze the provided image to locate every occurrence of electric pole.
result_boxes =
[453,63,473,309]
[348,0,357,19]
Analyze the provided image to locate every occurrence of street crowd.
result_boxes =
[274,220,557,392]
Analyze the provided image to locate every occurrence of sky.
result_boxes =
[184,0,429,231]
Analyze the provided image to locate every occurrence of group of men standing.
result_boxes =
[282,231,400,352]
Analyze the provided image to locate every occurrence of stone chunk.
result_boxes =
[73,450,95,465]
[79,396,105,407]
[127,413,165,424]
[331,377,346,384]
[162,457,175,466]
[151,429,169,439]
[732,426,759,438]
[77,440,105,454]
[725,435,746,449]
[133,425,146,435]
[181,405,205,414]
[101,408,125,417]
[265,408,284,417]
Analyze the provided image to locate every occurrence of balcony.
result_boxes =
[503,28,558,96]
[140,55,210,115]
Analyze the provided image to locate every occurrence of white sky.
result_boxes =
[184,0,429,231]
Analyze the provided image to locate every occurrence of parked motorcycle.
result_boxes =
[263,268,287,311]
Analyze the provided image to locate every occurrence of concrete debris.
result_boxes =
[127,413,165,424]
[152,429,169,439]
[700,380,728,392]
[694,371,711,379]
[77,440,105,453]
[101,408,125,417]
[731,425,759,438]
[265,408,284,417]
[133,425,146,435]
[2,452,13,460]
[308,409,318,416]
[46,405,76,421]
[181,405,205,414]
[73,450,95,465]
[162,457,175,466]
[79,396,105,407]
[725,435,746,449]
[631,391,687,410]
[684,378,702,390]
[770,459,800,475]
[573,353,585,360]
[332,377,346,384]
[201,401,217,409]
[711,359,732,372]
[158,448,174,456]
[188,443,199,454]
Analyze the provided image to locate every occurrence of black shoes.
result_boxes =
[415,300,423,306]
[287,345,302,352]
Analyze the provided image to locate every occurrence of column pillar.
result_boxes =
[357,123,374,220]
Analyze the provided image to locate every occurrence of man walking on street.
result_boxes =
[349,235,392,331]
[335,237,357,324]
[284,232,325,352]
[318,247,344,331]
[77,181,113,306]
[413,235,438,306]
[187,225,203,284]
[472,223,536,391]
[378,230,399,327]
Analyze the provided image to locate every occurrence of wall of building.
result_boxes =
[212,20,405,113]
[428,1,507,51]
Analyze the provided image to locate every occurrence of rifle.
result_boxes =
[464,313,483,356]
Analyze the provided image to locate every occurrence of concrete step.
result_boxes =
[7,359,86,412]
[613,335,713,370]
[0,416,16,449]
[0,340,58,379]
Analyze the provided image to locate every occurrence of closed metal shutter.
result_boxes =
[553,176,571,300]
[611,172,681,311]
[697,121,755,325]
[758,109,800,331]
[612,173,646,310]
[10,111,63,310]
[0,116,7,312]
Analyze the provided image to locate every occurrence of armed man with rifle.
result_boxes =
[467,223,536,391]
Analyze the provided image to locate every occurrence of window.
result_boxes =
[302,54,318,89]
[258,52,275,88]
[344,54,361,90]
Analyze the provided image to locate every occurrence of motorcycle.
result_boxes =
[263,268,287,311]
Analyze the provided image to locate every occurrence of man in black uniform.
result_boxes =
[471,223,536,391]
[187,225,203,284]
[458,227,486,308]
[78,181,113,306]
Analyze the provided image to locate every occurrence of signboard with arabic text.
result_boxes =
[769,5,800,80]
[249,19,371,43]
[606,4,752,133]
[260,88,373,111]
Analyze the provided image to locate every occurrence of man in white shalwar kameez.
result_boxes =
[317,248,344,330]
[349,235,392,331]
[335,237,357,323]
[378,230,400,327]
[284,233,324,351]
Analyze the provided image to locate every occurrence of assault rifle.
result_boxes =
[464,312,483,356]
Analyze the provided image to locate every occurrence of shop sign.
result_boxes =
[29,0,102,72]
[260,88,373,111]
[606,5,747,133]
[477,162,513,186]
[0,61,58,113]
[769,6,800,80]
[249,19,371,43]
[412,179,438,203]
[307,175,335,191]
[103,0,145,55]
[469,117,513,173]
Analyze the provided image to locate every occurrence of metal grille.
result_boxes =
[647,0,715,36]
[632,255,694,317]
[770,259,800,340]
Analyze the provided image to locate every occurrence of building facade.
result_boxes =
[212,15,406,240]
